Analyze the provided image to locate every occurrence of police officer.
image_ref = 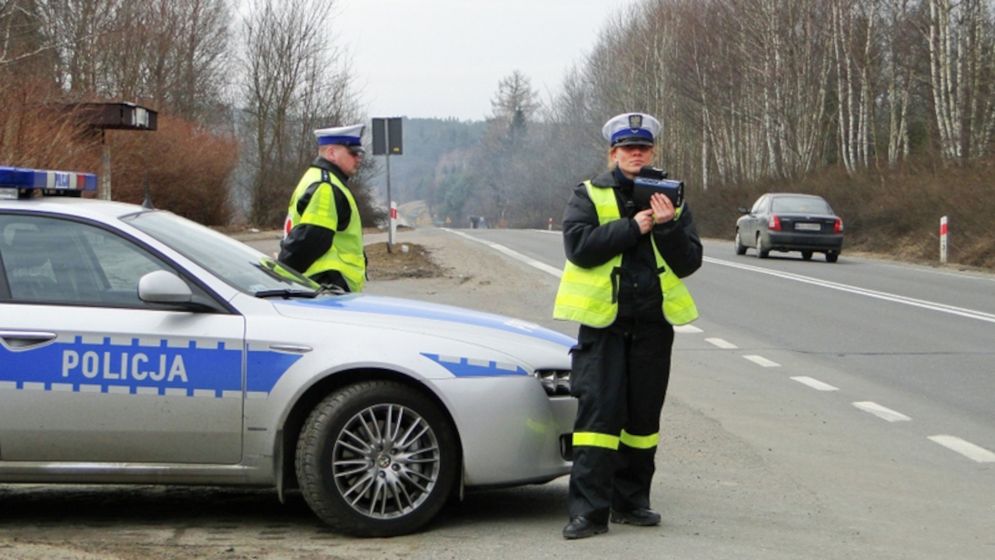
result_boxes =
[279,124,367,292]
[553,112,702,539]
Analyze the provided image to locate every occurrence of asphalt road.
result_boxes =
[454,228,995,558]
[2,228,992,560]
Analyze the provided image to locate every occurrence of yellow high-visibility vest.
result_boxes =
[553,180,698,327]
[284,166,365,292]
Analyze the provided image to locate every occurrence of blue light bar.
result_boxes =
[0,166,98,192]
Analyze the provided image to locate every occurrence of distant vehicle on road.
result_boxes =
[735,193,844,262]
[0,166,575,537]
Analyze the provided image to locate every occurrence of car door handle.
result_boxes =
[0,330,57,350]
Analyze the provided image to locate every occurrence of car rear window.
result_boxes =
[771,197,832,214]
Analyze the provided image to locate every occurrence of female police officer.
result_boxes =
[553,112,702,539]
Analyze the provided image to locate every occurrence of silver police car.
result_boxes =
[0,167,575,536]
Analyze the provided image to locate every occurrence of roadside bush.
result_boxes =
[0,80,99,172]
[110,115,238,226]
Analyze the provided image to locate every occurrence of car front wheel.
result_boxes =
[296,380,458,537]
[734,231,747,255]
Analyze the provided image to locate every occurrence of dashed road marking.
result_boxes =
[705,337,738,349]
[790,376,839,391]
[675,325,703,334]
[928,435,995,463]
[743,355,780,367]
[853,401,911,422]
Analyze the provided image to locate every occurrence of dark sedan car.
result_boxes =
[735,193,843,262]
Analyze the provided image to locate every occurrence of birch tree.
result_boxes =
[926,0,995,161]
[882,0,915,164]
[831,0,879,172]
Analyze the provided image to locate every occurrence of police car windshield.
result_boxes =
[122,211,321,295]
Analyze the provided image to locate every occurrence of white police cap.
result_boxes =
[314,124,365,146]
[602,113,660,147]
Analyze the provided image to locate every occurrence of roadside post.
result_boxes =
[372,117,403,251]
[390,201,398,245]
[548,217,553,230]
[940,216,948,264]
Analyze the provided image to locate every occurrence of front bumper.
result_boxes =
[434,376,576,487]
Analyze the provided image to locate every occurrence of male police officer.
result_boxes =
[554,112,702,539]
[279,124,367,292]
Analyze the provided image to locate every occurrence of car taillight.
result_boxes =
[768,214,781,231]
[834,218,843,233]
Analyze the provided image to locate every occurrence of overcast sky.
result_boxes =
[334,0,642,122]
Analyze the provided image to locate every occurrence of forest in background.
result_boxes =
[417,0,995,268]
[1,0,993,268]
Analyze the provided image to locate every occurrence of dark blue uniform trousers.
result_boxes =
[568,320,675,521]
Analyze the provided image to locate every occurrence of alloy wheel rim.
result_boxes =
[331,403,441,519]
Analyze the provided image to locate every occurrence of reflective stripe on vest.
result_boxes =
[573,431,620,450]
[285,167,366,292]
[553,180,698,327]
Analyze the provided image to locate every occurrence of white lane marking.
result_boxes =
[928,435,995,463]
[706,337,738,349]
[790,376,839,391]
[705,256,995,325]
[534,229,561,235]
[852,401,911,422]
[743,355,781,367]
[444,229,562,278]
[674,325,703,334]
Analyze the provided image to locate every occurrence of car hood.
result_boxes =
[272,294,575,362]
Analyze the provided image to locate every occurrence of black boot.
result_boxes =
[610,507,661,526]
[562,515,609,539]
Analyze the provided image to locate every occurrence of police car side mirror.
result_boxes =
[138,270,193,304]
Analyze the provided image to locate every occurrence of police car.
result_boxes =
[0,166,575,536]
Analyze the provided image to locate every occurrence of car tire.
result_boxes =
[801,251,813,261]
[296,380,458,537]
[734,231,747,255]
[826,252,839,263]
[756,234,769,259]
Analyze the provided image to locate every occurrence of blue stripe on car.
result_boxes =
[0,337,299,398]
[421,353,528,377]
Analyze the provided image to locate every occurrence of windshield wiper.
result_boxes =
[254,288,321,299]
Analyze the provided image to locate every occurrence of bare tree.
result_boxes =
[32,0,119,94]
[832,0,880,173]
[882,0,915,164]
[925,0,995,161]
[240,0,358,226]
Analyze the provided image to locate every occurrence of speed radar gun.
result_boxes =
[633,166,684,209]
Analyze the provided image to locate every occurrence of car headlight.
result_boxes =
[534,369,571,396]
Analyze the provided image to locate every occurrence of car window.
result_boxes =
[751,196,767,214]
[0,214,172,307]
[123,210,319,294]
[771,197,832,214]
